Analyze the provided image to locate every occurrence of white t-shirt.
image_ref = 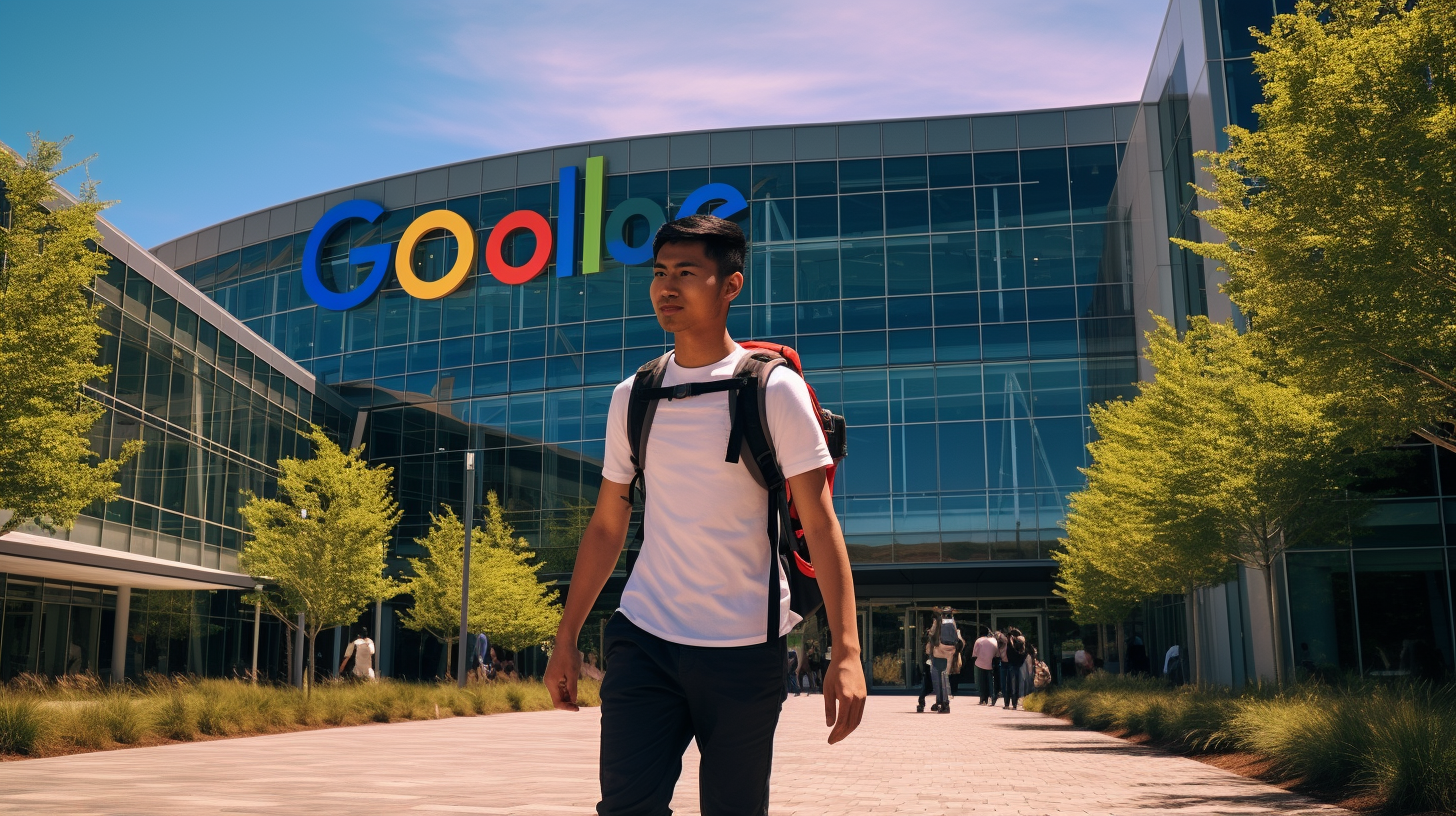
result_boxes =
[603,345,833,647]
[343,638,374,677]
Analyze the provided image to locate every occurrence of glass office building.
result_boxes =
[151,105,1139,685]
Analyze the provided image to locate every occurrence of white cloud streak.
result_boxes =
[378,0,1165,155]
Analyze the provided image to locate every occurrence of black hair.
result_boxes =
[356,626,368,637]
[652,214,746,276]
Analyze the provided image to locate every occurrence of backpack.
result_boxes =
[625,342,848,645]
[938,618,959,647]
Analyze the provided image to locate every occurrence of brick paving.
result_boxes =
[0,694,1346,815]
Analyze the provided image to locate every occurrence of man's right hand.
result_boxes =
[544,639,583,711]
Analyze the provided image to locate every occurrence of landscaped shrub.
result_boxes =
[99,694,145,744]
[0,696,45,754]
[1026,674,1456,815]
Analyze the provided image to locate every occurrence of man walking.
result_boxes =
[543,215,866,816]
[972,626,998,705]
[339,626,376,681]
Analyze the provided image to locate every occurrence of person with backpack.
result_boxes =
[1003,627,1029,709]
[929,610,962,713]
[971,625,999,705]
[541,215,866,816]
[786,646,800,696]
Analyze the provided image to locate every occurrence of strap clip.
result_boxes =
[671,383,690,400]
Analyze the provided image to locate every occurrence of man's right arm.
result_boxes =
[543,476,633,711]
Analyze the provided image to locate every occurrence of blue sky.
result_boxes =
[3,1,1167,248]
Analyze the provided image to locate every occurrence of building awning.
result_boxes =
[851,559,1058,600]
[0,531,257,591]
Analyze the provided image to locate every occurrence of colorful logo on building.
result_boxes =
[302,157,748,311]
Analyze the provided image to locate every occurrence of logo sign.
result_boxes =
[302,157,747,311]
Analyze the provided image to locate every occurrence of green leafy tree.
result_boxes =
[0,135,140,532]
[239,427,399,692]
[1061,318,1366,682]
[1183,0,1456,451]
[399,491,561,674]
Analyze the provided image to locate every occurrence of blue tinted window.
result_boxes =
[939,423,986,490]
[888,329,934,364]
[376,345,407,377]
[796,198,837,240]
[886,237,932,295]
[929,154,974,188]
[550,275,585,324]
[1225,59,1264,131]
[473,364,507,396]
[546,355,584,388]
[985,420,1033,490]
[1071,225,1107,285]
[408,341,439,373]
[798,334,840,369]
[342,351,374,381]
[935,327,980,362]
[1026,287,1077,321]
[982,323,1029,359]
[585,266,625,321]
[752,304,795,336]
[286,308,315,360]
[584,351,623,385]
[624,316,665,347]
[930,189,975,232]
[411,298,441,342]
[750,200,795,243]
[796,243,840,300]
[842,332,887,367]
[888,296,932,328]
[512,328,546,359]
[624,346,664,372]
[583,386,614,438]
[1029,321,1080,358]
[509,392,544,438]
[797,301,840,334]
[238,279,271,320]
[884,156,927,190]
[1219,0,1274,58]
[1020,148,1071,226]
[312,355,341,385]
[438,368,469,400]
[937,365,982,421]
[628,172,667,206]
[933,293,978,325]
[796,162,837,196]
[751,164,793,199]
[480,190,515,228]
[405,371,437,398]
[845,426,890,495]
[668,168,710,209]
[749,247,795,303]
[930,233,976,293]
[1031,360,1085,417]
[840,194,884,238]
[509,359,546,391]
[476,278,513,333]
[544,322,579,355]
[710,165,751,199]
[1025,227,1075,287]
[441,337,472,368]
[1078,284,1134,318]
[240,243,267,280]
[974,151,1019,184]
[378,291,410,346]
[1033,417,1087,486]
[976,185,1020,229]
[978,230,1025,290]
[980,290,1027,322]
[840,240,885,298]
[842,299,886,330]
[839,159,881,193]
[894,424,940,493]
[546,390,583,443]
[516,276,549,326]
[1068,145,1118,222]
[885,192,928,236]
[475,333,509,363]
[727,304,751,338]
[889,367,935,422]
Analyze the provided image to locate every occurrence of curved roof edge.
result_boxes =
[151,102,1138,269]
[1,140,353,415]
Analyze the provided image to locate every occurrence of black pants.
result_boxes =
[1004,661,1023,707]
[598,613,785,816]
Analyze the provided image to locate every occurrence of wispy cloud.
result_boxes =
[382,0,1164,155]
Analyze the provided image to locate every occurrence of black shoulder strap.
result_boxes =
[624,353,671,567]
[730,352,786,490]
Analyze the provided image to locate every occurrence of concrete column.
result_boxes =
[111,587,131,684]
[374,600,385,678]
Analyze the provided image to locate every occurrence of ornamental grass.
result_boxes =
[0,673,598,759]
[1024,673,1456,814]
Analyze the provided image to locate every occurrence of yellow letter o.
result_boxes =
[395,209,477,300]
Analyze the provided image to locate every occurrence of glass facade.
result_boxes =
[172,118,1137,587]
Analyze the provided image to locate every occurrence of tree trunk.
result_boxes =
[307,631,317,697]
[1263,562,1285,686]
[283,625,294,686]
[1116,621,1126,675]
[1187,588,1202,687]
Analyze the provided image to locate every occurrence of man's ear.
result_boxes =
[723,270,744,302]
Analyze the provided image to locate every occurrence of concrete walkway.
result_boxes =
[0,695,1347,815]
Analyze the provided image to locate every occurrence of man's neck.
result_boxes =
[672,325,736,368]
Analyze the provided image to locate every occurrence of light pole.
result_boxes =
[457,451,476,687]
[250,583,263,684]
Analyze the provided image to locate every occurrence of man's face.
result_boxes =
[651,240,742,333]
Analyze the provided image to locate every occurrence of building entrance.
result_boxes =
[856,600,1056,692]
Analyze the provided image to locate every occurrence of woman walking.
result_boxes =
[1004,627,1030,709]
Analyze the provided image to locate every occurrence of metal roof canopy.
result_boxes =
[0,531,256,591]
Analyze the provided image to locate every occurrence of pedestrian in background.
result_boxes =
[339,626,376,681]
[1003,627,1029,709]
[971,626,998,705]
[929,612,961,714]
[787,647,801,696]
[991,627,1008,704]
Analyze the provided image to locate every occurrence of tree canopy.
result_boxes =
[239,426,399,691]
[0,135,140,532]
[398,490,560,676]
[1183,0,1456,451]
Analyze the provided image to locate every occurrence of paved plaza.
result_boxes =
[0,695,1346,815]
